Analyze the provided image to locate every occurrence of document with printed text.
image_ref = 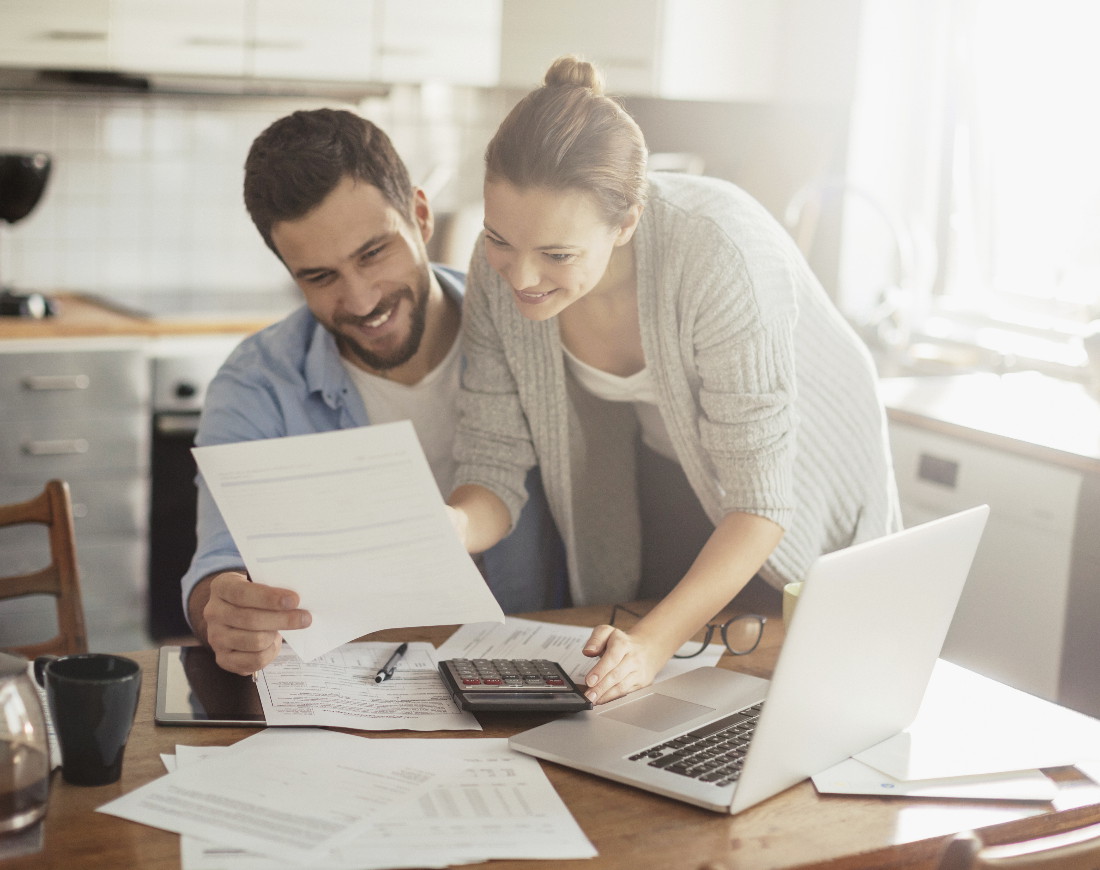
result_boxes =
[436,616,725,685]
[192,423,504,661]
[154,737,597,869]
[99,728,469,863]
[255,641,479,731]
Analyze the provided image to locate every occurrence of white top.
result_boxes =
[561,344,678,461]
[341,334,463,494]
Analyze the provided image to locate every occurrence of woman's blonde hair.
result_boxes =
[485,55,648,225]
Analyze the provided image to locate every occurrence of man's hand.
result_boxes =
[188,571,311,675]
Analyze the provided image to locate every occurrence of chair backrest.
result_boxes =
[0,479,88,658]
[938,823,1100,870]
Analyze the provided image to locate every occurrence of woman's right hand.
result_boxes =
[580,623,667,705]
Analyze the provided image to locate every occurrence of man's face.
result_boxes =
[271,176,434,374]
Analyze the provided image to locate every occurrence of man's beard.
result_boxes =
[333,282,429,373]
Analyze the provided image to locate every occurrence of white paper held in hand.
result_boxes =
[192,422,504,661]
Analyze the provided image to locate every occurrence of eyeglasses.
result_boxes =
[609,604,766,658]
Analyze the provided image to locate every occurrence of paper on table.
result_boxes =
[255,641,479,731]
[435,616,724,686]
[855,659,1100,781]
[192,423,504,661]
[812,757,1057,802]
[98,728,467,864]
[171,740,596,870]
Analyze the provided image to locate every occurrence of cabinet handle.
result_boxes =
[22,374,91,391]
[22,438,90,456]
[917,453,959,488]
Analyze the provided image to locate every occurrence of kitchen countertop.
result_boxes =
[879,372,1100,474]
[0,292,286,339]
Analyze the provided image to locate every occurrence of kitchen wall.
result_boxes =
[0,83,513,310]
[0,81,854,314]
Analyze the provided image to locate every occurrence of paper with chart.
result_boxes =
[162,738,596,870]
[436,615,724,686]
[255,641,479,731]
[98,728,469,864]
[192,423,504,661]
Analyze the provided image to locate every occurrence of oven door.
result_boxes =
[148,411,201,640]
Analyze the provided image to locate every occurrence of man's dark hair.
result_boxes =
[243,108,414,255]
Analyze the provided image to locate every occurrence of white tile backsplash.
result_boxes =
[0,83,507,306]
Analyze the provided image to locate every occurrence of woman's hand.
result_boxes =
[580,624,668,704]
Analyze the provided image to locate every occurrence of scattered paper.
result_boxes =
[163,740,596,869]
[99,728,467,863]
[1075,760,1100,785]
[436,616,724,686]
[855,659,1100,781]
[813,757,1057,801]
[192,423,504,661]
[255,642,479,731]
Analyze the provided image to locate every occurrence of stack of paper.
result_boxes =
[101,730,596,869]
[813,659,1100,801]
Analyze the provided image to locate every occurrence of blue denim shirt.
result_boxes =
[180,266,566,624]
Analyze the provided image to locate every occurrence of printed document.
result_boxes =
[155,738,597,869]
[99,728,469,864]
[855,659,1100,780]
[812,758,1057,802]
[192,423,504,661]
[255,641,479,731]
[436,616,725,685]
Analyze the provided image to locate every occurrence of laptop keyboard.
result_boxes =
[627,702,764,787]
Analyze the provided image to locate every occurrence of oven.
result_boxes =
[147,335,244,639]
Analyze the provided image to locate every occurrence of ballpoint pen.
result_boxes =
[374,642,409,683]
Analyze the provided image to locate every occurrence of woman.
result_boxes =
[448,56,900,705]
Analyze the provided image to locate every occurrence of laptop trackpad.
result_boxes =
[600,692,716,732]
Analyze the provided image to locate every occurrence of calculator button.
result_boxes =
[462,678,482,685]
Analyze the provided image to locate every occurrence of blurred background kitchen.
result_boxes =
[2,1,1099,716]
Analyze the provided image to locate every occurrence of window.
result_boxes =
[842,0,1100,378]
[936,0,1100,365]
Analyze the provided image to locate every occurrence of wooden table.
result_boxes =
[12,604,1100,870]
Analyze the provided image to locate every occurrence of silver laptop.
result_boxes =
[509,505,989,813]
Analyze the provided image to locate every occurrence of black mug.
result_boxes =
[34,654,142,786]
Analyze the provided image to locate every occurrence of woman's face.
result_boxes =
[482,181,640,321]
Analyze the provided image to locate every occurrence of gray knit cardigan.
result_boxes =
[454,172,901,607]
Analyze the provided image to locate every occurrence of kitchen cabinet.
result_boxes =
[880,373,1100,717]
[377,0,500,87]
[0,0,111,71]
[0,339,151,653]
[110,0,249,78]
[0,0,501,88]
[249,0,376,82]
[499,0,858,103]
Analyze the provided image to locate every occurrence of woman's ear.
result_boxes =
[614,203,644,246]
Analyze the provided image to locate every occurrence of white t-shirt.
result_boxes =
[561,345,678,461]
[341,335,463,495]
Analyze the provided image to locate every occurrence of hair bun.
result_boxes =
[544,55,605,95]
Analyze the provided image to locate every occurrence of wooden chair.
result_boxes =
[937,823,1100,869]
[0,479,88,658]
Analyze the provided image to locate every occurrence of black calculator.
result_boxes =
[438,658,593,713]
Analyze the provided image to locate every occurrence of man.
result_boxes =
[182,108,564,675]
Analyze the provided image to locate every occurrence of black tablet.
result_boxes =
[155,645,266,726]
